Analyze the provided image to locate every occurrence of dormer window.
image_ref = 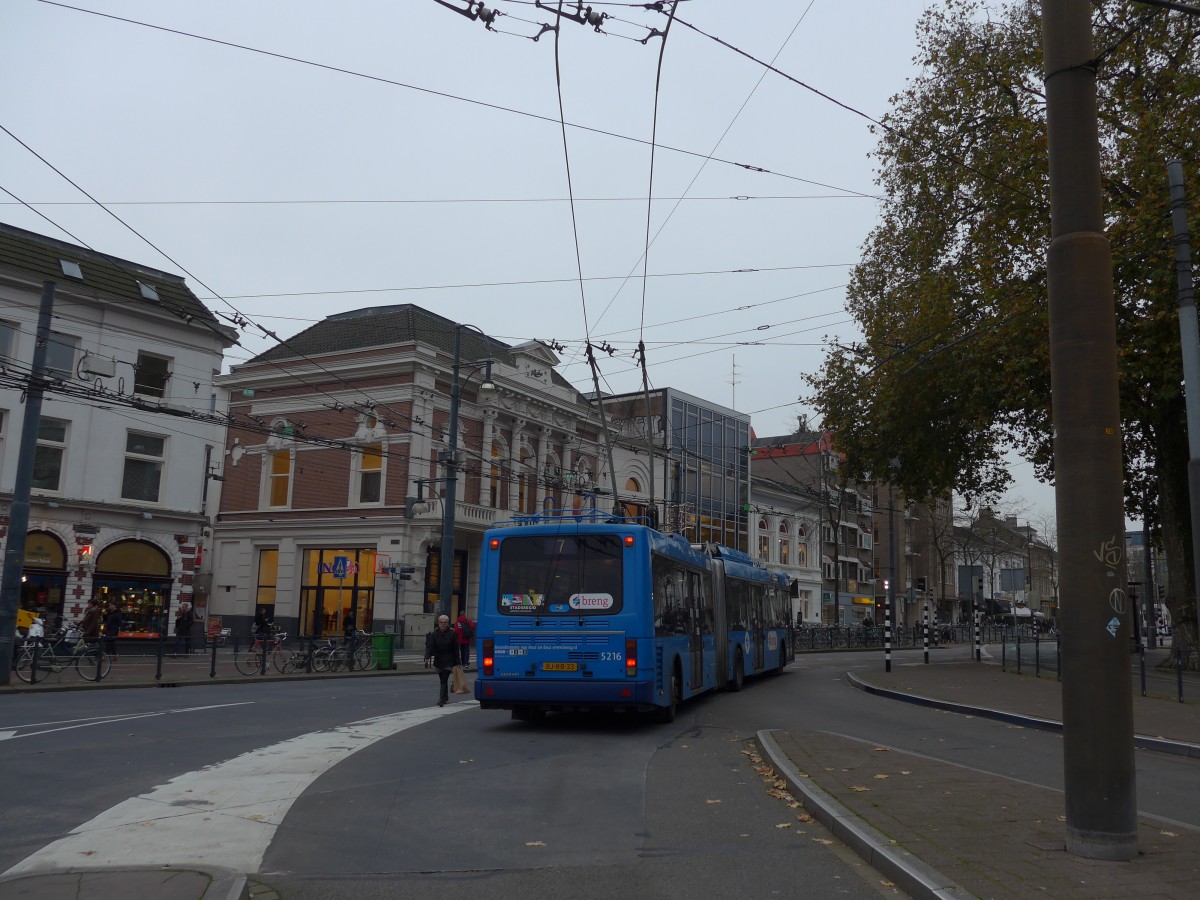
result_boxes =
[59,260,82,279]
[137,282,160,302]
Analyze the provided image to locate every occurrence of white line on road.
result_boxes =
[3,702,476,876]
[0,702,256,741]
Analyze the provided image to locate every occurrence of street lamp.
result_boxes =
[437,323,495,620]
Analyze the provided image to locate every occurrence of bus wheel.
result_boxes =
[729,648,745,692]
[657,668,680,724]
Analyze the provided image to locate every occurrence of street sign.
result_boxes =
[332,555,349,579]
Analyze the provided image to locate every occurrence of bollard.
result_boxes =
[1139,643,1146,698]
[155,616,166,681]
[974,609,981,662]
[1034,630,1041,678]
[884,613,892,673]
[1056,633,1062,682]
[922,604,929,665]
[1002,636,1007,672]
[1177,645,1185,703]
[31,642,42,683]
[210,633,218,678]
[306,637,314,674]
[1016,630,1021,675]
[259,639,268,676]
[95,640,103,681]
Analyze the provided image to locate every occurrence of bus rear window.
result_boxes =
[496,534,623,615]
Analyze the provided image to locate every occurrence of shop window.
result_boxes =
[354,443,383,505]
[134,351,171,398]
[45,332,79,379]
[623,477,646,521]
[93,540,172,637]
[33,417,68,492]
[256,548,278,617]
[299,548,376,637]
[267,450,292,508]
[122,431,166,502]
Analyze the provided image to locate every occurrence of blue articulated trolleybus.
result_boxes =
[474,510,793,722]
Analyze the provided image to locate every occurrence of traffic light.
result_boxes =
[973,575,984,596]
[915,576,927,593]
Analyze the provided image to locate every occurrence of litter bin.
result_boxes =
[371,632,397,670]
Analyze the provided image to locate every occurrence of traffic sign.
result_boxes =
[332,555,349,579]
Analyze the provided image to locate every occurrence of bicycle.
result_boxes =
[280,638,333,674]
[314,632,373,673]
[15,626,112,684]
[234,630,288,675]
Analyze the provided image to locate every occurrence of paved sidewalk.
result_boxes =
[761,656,1200,899]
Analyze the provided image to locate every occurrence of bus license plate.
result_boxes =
[542,661,578,672]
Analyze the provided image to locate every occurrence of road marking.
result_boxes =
[3,703,474,875]
[0,702,255,742]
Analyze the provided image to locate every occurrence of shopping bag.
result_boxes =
[451,664,469,694]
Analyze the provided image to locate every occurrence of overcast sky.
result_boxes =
[1,0,1060,526]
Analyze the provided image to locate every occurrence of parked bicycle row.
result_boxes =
[11,624,397,684]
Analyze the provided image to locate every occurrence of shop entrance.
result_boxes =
[20,531,68,629]
[92,540,172,638]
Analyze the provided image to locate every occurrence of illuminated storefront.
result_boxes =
[298,548,377,637]
[19,531,68,628]
[91,540,173,638]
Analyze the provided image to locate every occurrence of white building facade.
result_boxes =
[0,223,234,641]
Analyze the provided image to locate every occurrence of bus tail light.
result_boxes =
[483,639,494,675]
[625,638,637,677]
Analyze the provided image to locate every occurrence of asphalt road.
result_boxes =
[2,647,1196,898]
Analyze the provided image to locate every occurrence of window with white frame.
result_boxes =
[32,418,68,491]
[353,442,384,504]
[266,450,293,508]
[797,523,809,568]
[778,520,791,566]
[822,557,834,580]
[134,351,171,398]
[121,431,166,502]
[45,332,79,379]
[0,319,17,362]
[757,519,770,561]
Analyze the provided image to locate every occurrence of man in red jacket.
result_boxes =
[454,611,475,670]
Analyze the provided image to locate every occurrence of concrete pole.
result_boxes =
[1041,0,1137,860]
[0,282,56,684]
[438,326,465,621]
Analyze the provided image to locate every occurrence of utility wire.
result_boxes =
[37,1,877,198]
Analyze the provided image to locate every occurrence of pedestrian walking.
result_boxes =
[424,615,459,707]
[79,599,101,648]
[455,611,475,669]
[103,600,122,659]
[173,602,194,657]
[253,606,273,637]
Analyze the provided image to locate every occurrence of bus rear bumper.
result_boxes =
[474,677,659,712]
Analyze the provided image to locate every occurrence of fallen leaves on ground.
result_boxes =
[706,799,721,804]
[851,786,871,792]
[776,822,792,829]
[812,837,834,845]
[525,841,546,847]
